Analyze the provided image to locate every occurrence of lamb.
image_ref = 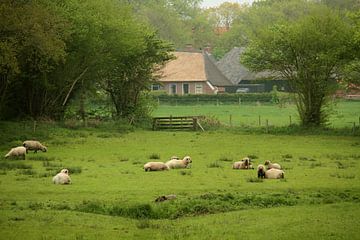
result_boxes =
[23,140,47,153]
[165,156,192,169]
[233,157,252,169]
[4,146,27,160]
[264,160,281,170]
[257,164,266,178]
[144,162,169,171]
[52,169,71,184]
[265,168,285,179]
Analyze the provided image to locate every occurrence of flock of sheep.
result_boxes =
[4,140,71,184]
[144,156,285,179]
[4,141,284,186]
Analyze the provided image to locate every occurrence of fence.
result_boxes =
[152,116,205,131]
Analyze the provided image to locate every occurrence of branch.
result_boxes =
[62,67,89,106]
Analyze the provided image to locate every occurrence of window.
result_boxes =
[151,84,161,91]
[183,83,189,95]
[170,84,177,94]
[195,84,203,94]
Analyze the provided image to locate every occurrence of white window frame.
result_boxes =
[195,83,203,94]
[170,84,177,94]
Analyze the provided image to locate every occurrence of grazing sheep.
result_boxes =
[144,162,169,171]
[257,164,266,178]
[264,160,281,170]
[165,156,192,169]
[155,194,177,202]
[233,157,252,169]
[23,140,47,153]
[52,169,71,184]
[265,168,285,179]
[4,146,27,160]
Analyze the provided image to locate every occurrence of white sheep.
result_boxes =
[52,169,71,184]
[264,160,281,170]
[4,146,27,160]
[144,162,169,171]
[257,164,266,178]
[165,156,192,169]
[23,140,47,153]
[233,157,251,169]
[265,168,285,179]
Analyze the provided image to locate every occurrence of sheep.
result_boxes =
[233,157,252,169]
[52,169,71,184]
[4,146,27,160]
[144,162,169,171]
[264,160,281,170]
[23,140,47,153]
[265,168,285,179]
[257,164,266,178]
[155,194,177,202]
[165,156,192,169]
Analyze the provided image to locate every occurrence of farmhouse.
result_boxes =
[154,51,233,95]
[216,47,289,93]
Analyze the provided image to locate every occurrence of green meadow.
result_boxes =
[0,102,360,239]
[154,100,360,128]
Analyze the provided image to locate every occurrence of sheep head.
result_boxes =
[60,169,69,175]
[183,156,192,164]
[264,160,270,165]
[41,146,48,152]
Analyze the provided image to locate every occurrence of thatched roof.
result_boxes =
[159,51,233,87]
[160,52,206,82]
[216,47,277,84]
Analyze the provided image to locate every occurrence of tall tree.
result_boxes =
[241,4,353,126]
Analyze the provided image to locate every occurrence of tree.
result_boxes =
[241,4,353,126]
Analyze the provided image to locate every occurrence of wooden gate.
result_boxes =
[152,116,204,131]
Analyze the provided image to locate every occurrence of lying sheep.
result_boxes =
[52,169,71,184]
[257,164,266,178]
[264,160,281,170]
[165,156,192,169]
[23,140,47,153]
[155,194,177,202]
[4,146,26,160]
[265,168,285,179]
[144,162,169,171]
[233,157,253,169]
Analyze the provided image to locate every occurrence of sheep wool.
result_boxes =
[52,169,71,184]
[233,157,251,169]
[144,162,169,171]
[264,160,281,170]
[165,156,192,169]
[23,140,47,153]
[265,168,285,179]
[4,146,26,160]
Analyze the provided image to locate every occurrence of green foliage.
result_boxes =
[241,3,354,126]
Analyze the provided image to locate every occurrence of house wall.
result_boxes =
[162,82,216,95]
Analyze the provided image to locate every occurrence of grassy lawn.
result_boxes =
[0,121,359,239]
[153,100,360,128]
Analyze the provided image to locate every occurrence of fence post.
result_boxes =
[157,97,160,105]
[266,119,269,133]
[193,117,198,131]
[289,115,292,126]
[258,115,261,126]
[33,120,37,133]
[353,122,356,135]
[238,97,241,105]
[229,114,232,127]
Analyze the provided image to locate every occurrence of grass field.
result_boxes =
[153,100,360,129]
[0,119,360,239]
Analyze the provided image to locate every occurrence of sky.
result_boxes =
[201,0,255,8]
